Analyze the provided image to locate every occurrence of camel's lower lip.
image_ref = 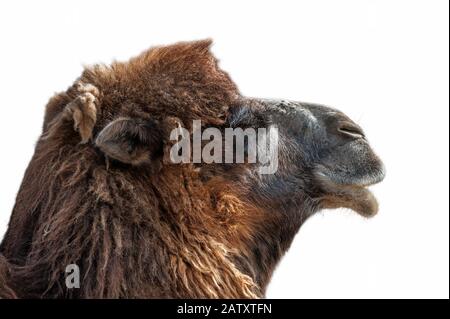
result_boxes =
[354,186,379,218]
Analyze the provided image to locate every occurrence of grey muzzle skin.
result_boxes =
[233,98,386,217]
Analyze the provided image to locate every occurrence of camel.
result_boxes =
[0,40,385,298]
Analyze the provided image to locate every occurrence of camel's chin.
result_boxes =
[350,187,379,218]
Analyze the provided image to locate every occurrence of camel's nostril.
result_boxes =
[338,124,365,139]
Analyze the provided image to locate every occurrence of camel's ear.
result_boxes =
[95,118,163,165]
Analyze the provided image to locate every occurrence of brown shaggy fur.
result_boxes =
[0,255,17,299]
[0,40,269,298]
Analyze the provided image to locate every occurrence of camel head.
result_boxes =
[1,39,385,298]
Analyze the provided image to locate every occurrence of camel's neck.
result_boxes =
[237,194,315,294]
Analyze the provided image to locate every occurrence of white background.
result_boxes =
[0,0,448,299]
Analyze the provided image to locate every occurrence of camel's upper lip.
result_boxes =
[314,166,385,192]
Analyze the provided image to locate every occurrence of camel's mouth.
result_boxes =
[317,173,384,218]
[348,168,385,217]
[314,156,385,217]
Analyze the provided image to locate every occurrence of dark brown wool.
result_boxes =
[0,40,265,298]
